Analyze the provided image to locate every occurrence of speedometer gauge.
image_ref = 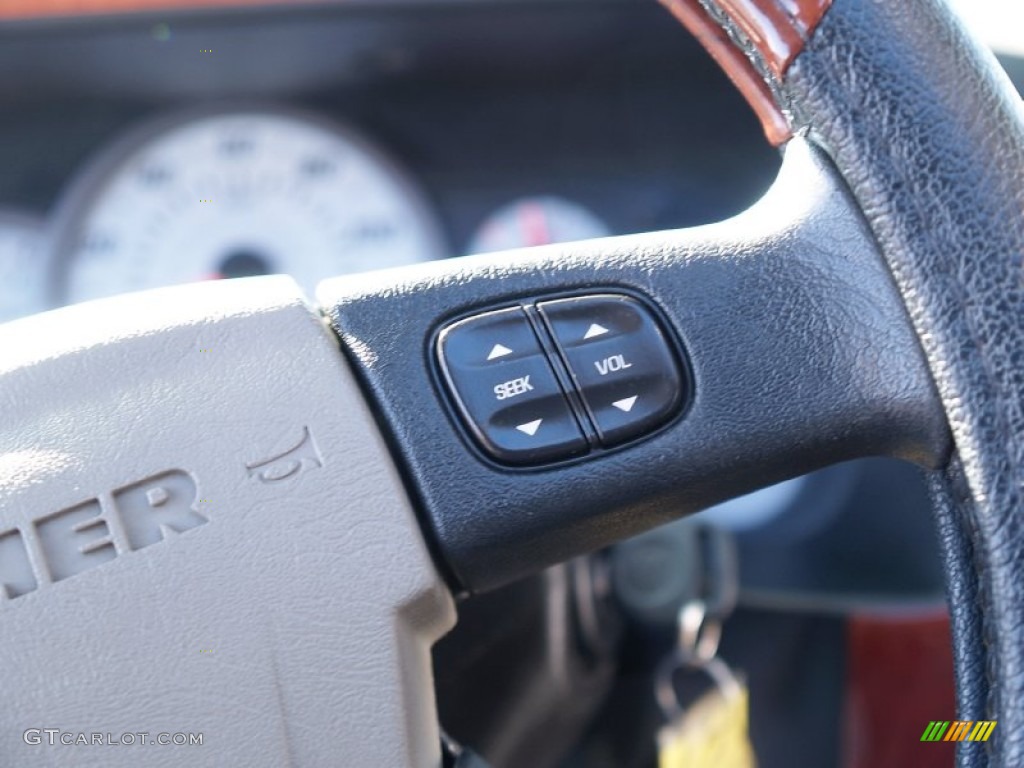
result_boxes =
[0,211,48,323]
[50,108,447,305]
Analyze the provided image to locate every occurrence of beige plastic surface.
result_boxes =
[0,276,454,767]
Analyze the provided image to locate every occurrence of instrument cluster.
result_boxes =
[0,106,614,321]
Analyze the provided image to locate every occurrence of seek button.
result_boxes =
[437,307,587,465]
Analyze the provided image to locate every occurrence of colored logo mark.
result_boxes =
[921,721,996,742]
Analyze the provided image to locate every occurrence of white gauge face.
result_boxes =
[694,476,809,531]
[55,110,446,305]
[468,196,610,254]
[0,213,47,323]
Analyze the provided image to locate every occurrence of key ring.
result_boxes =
[677,600,722,666]
[655,600,742,721]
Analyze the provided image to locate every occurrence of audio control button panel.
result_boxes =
[436,293,687,466]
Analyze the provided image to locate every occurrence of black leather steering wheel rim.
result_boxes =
[759,0,1024,763]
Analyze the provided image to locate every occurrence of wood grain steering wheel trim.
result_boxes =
[659,0,833,145]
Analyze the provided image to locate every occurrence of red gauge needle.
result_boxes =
[519,201,551,247]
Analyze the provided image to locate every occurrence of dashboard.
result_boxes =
[0,0,781,323]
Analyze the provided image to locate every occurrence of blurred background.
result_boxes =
[0,1,1020,767]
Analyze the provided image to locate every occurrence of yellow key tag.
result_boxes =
[657,682,755,768]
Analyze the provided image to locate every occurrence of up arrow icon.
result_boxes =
[487,343,513,361]
[583,323,609,340]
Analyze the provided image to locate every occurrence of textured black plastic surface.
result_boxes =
[782,0,1024,762]
[319,139,950,593]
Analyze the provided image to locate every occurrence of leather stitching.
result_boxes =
[698,0,795,120]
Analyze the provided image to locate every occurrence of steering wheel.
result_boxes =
[1,0,1021,765]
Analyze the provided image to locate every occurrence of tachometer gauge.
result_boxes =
[467,196,610,254]
[0,211,48,323]
[50,108,447,305]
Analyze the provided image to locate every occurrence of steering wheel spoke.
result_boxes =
[320,137,950,593]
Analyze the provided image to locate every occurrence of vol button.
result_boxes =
[593,352,633,376]
[561,334,679,446]
[612,396,638,413]
[538,294,685,446]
